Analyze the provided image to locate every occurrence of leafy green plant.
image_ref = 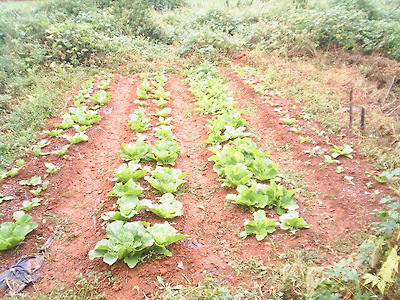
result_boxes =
[112,195,151,219]
[221,163,252,187]
[113,162,150,182]
[147,222,186,256]
[88,220,186,268]
[248,156,279,181]
[2,159,24,178]
[108,179,144,198]
[120,137,152,161]
[63,132,89,144]
[239,210,277,241]
[51,144,71,155]
[88,220,155,268]
[155,108,171,117]
[31,139,51,156]
[331,144,353,159]
[157,116,173,125]
[20,176,43,186]
[43,129,63,137]
[21,197,42,211]
[145,167,188,194]
[375,168,400,183]
[0,193,14,205]
[128,108,151,132]
[148,140,182,166]
[30,180,49,196]
[279,210,310,233]
[280,117,297,125]
[0,211,37,250]
[155,126,175,140]
[90,90,112,105]
[227,183,275,208]
[148,193,183,219]
[45,162,62,174]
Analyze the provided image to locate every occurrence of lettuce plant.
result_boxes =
[113,162,150,182]
[279,210,310,233]
[148,193,183,219]
[89,220,186,268]
[145,167,188,194]
[108,179,143,198]
[90,90,112,105]
[128,108,151,132]
[149,140,182,166]
[240,210,277,241]
[0,211,37,250]
[120,137,152,161]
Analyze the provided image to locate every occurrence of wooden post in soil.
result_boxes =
[360,106,365,134]
[349,88,353,131]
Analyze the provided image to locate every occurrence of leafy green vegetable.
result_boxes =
[0,193,14,205]
[148,140,182,166]
[117,195,151,219]
[113,162,150,182]
[51,144,70,155]
[331,144,353,159]
[90,90,112,105]
[31,139,51,157]
[68,106,101,125]
[240,210,276,241]
[279,210,310,233]
[89,220,154,268]
[248,157,279,181]
[155,108,172,117]
[108,179,143,198]
[148,193,183,219]
[30,180,49,195]
[374,168,400,183]
[155,126,175,141]
[157,116,173,125]
[53,114,75,129]
[43,129,63,137]
[120,137,152,161]
[20,176,42,186]
[145,167,188,194]
[45,162,62,174]
[3,160,25,178]
[63,132,89,144]
[227,184,274,208]
[0,211,38,250]
[221,163,252,187]
[89,221,185,268]
[147,222,186,256]
[128,108,151,132]
[21,197,42,211]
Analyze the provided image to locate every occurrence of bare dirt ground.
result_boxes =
[0,61,396,299]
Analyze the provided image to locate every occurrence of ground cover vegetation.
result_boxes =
[1,0,400,298]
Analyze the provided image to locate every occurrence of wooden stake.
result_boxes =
[360,106,365,133]
[384,76,396,103]
[349,88,353,129]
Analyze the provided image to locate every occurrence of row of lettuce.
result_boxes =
[0,74,113,251]
[231,63,400,298]
[185,62,310,240]
[89,72,187,268]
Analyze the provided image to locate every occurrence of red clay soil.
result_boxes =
[0,65,397,299]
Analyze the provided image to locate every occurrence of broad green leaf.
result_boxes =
[279,211,310,233]
[148,193,183,219]
[242,210,276,241]
[145,167,188,194]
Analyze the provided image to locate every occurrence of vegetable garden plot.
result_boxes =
[0,66,396,298]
